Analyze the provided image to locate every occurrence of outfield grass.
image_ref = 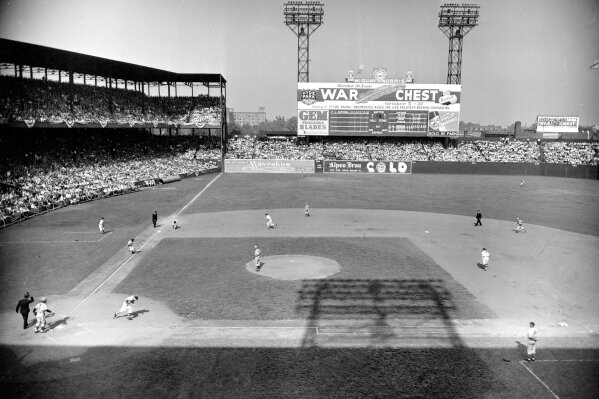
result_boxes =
[189,174,599,236]
[115,237,493,321]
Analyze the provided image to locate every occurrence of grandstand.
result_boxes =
[0,39,226,228]
[0,39,226,130]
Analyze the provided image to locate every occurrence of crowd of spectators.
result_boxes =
[225,136,598,165]
[543,141,599,165]
[475,139,540,163]
[0,76,221,125]
[0,129,220,226]
[1,126,597,227]
[227,137,434,161]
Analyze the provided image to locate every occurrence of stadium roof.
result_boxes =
[0,38,225,84]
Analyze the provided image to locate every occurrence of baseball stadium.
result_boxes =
[1,2,599,399]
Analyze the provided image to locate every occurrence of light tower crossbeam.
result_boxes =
[284,1,324,82]
[438,3,480,84]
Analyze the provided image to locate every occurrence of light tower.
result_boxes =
[438,3,480,84]
[284,1,324,82]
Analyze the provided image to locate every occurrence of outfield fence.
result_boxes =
[411,162,598,179]
[224,159,597,179]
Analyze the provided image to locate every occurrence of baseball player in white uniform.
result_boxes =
[516,218,526,233]
[114,295,138,320]
[254,245,262,271]
[481,248,490,270]
[305,203,310,217]
[33,297,51,333]
[127,238,135,254]
[526,321,538,361]
[265,213,274,229]
[99,217,105,235]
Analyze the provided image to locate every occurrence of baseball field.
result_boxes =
[0,172,598,398]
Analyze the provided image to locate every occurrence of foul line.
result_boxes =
[173,173,221,218]
[96,231,113,242]
[519,360,560,399]
[527,359,599,362]
[69,240,151,315]
[583,324,598,333]
[70,173,222,315]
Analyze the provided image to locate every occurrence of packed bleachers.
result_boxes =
[475,139,540,163]
[0,129,220,226]
[225,136,597,164]
[226,138,433,161]
[543,141,598,165]
[0,76,221,125]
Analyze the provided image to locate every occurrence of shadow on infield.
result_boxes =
[296,278,462,348]
[5,345,597,398]
[0,344,510,398]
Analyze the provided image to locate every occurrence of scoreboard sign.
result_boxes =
[536,116,579,133]
[298,83,461,137]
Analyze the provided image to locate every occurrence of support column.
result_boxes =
[69,66,74,113]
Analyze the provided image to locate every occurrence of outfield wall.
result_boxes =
[223,159,597,179]
[411,162,598,179]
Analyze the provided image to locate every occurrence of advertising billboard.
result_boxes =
[224,159,314,173]
[536,116,579,133]
[316,160,412,174]
[298,83,461,137]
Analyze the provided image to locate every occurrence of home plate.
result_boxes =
[246,255,341,280]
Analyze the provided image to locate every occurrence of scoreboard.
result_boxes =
[328,110,429,136]
[298,83,461,137]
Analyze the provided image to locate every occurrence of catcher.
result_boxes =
[114,295,138,320]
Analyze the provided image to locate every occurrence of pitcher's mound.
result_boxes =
[246,255,341,280]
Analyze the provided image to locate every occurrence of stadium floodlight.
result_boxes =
[284,1,324,82]
[438,3,480,84]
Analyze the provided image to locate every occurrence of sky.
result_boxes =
[0,0,598,127]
